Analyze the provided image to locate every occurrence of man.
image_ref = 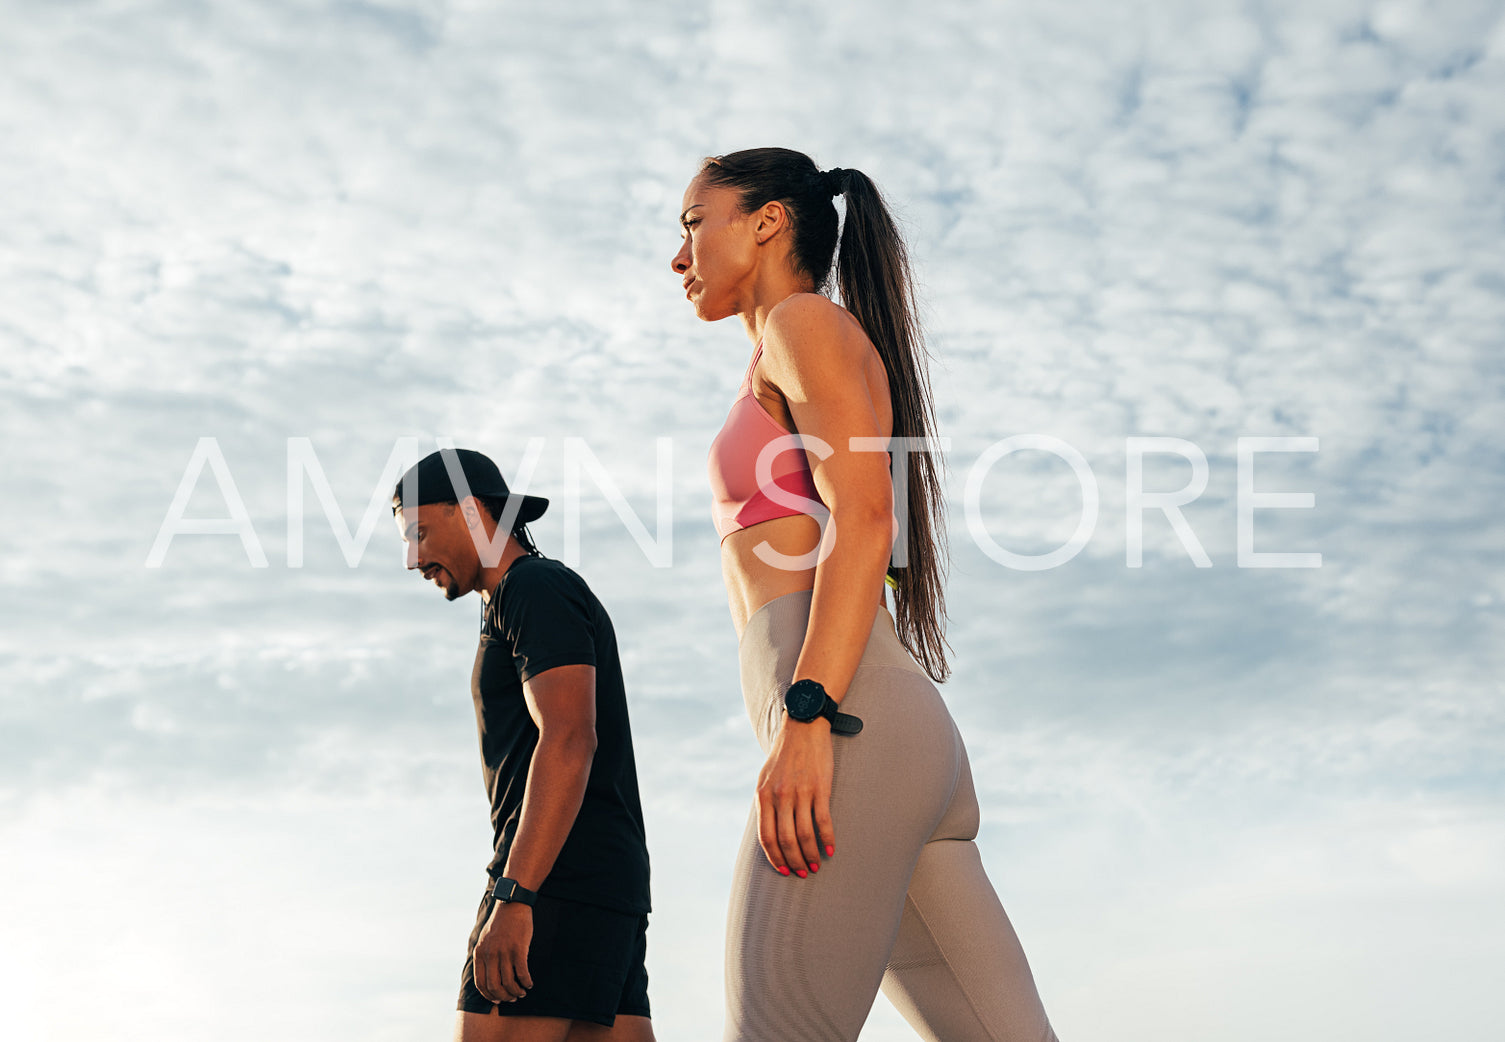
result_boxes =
[392,447,654,1042]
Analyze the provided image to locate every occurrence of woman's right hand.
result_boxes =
[755,716,836,877]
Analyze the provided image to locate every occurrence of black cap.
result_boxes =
[391,448,549,524]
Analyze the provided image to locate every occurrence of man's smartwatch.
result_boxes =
[490,877,538,907]
[783,678,863,736]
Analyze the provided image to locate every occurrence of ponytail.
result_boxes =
[833,172,951,682]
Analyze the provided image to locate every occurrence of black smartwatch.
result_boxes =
[490,877,538,907]
[783,678,863,736]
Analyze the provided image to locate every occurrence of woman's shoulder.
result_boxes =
[761,293,870,375]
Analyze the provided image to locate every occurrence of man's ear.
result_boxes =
[755,199,789,244]
[458,496,486,530]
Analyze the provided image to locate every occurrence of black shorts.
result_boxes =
[458,887,651,1026]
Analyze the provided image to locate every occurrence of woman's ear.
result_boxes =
[755,199,789,245]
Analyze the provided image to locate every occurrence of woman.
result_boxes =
[672,147,1060,1042]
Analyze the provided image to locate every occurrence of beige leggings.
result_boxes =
[725,590,1058,1042]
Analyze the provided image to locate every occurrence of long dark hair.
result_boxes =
[477,496,544,558]
[699,147,951,681]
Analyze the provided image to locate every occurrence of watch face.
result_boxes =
[785,682,824,721]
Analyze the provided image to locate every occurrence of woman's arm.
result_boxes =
[752,294,895,877]
[762,294,895,699]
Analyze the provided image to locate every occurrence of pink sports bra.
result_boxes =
[707,341,826,541]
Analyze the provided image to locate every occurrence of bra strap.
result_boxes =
[739,338,765,390]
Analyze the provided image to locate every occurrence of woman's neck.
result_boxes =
[738,267,816,344]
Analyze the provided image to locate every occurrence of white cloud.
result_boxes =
[2,0,1502,1039]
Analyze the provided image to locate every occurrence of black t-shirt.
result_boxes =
[471,554,651,915]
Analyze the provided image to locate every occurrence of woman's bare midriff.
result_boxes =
[722,515,885,638]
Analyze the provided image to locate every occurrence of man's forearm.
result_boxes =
[501,728,597,891]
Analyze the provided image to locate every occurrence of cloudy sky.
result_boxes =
[3,0,1503,1039]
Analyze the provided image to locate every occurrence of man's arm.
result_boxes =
[505,662,599,888]
[471,663,598,1004]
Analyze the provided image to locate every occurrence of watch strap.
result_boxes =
[826,706,863,736]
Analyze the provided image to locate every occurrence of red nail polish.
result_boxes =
[777,866,790,876]
[826,845,835,856]
[795,868,807,878]
[809,862,819,873]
